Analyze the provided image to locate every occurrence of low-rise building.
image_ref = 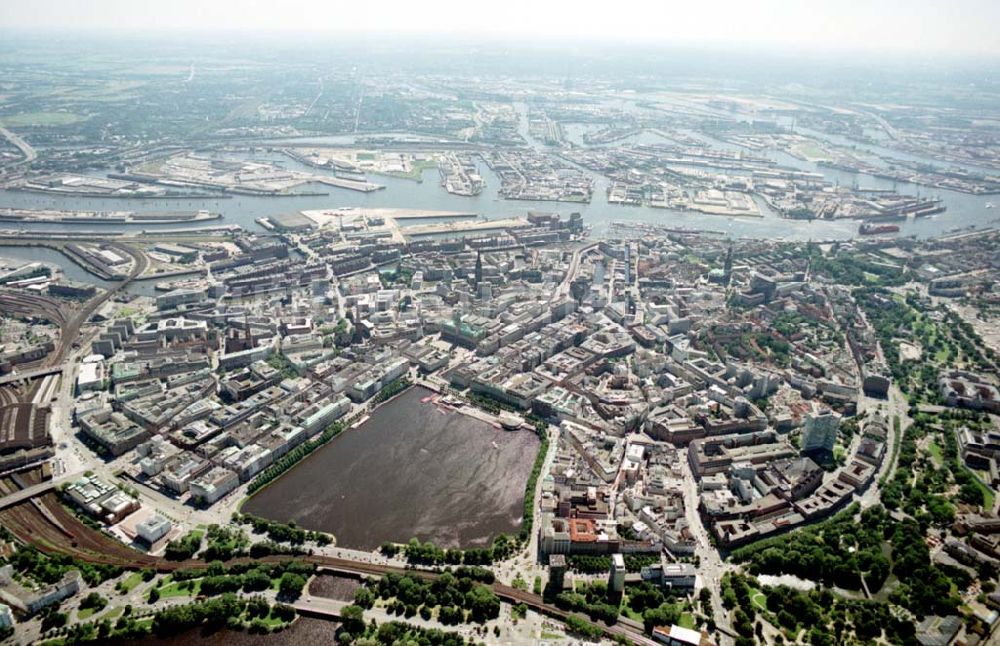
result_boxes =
[137,514,173,544]
[642,562,698,591]
[0,565,81,615]
[188,466,239,505]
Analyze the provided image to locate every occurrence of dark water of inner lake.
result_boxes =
[123,617,337,646]
[243,386,540,550]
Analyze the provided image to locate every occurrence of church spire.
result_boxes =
[474,250,483,290]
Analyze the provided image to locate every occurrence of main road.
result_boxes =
[0,470,84,510]
[0,125,37,166]
[856,384,909,510]
[679,444,735,646]
[551,241,598,303]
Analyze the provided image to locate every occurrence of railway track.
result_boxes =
[0,384,19,406]
[1,241,148,371]
[0,488,657,645]
[47,243,148,366]
[0,291,70,328]
[0,241,656,644]
[0,244,153,556]
[0,493,166,569]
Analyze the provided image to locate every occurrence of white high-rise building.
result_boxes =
[0,603,13,629]
[802,411,841,452]
[609,553,626,593]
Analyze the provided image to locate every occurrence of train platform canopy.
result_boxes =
[0,403,52,454]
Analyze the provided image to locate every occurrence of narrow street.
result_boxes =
[679,453,735,646]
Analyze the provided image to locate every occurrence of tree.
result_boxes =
[628,582,666,613]
[439,605,464,625]
[246,596,270,618]
[164,531,202,561]
[354,586,375,609]
[465,585,500,623]
[278,572,307,599]
[41,610,67,632]
[565,615,602,639]
[340,603,365,636]
[242,569,271,592]
[80,592,107,611]
[642,603,680,634]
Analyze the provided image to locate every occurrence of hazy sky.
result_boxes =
[2,0,998,57]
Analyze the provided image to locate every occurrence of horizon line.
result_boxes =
[1,28,998,63]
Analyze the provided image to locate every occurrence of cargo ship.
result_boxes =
[859,222,900,235]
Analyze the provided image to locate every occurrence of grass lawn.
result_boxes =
[76,606,99,621]
[77,604,120,622]
[51,80,145,102]
[678,612,696,629]
[749,588,768,612]
[103,606,124,622]
[976,478,996,511]
[150,579,201,601]
[119,571,144,594]
[374,158,438,181]
[791,141,831,161]
[953,453,997,511]
[259,610,292,629]
[926,440,943,466]
[1,111,85,127]
[620,604,643,622]
[126,617,154,632]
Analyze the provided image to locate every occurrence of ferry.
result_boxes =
[859,222,900,235]
[439,394,463,407]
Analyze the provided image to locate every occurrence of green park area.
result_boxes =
[1,111,86,127]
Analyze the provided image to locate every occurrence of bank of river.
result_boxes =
[1,137,995,245]
[0,244,117,290]
[243,386,540,550]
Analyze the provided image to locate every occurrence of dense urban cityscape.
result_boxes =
[0,16,999,646]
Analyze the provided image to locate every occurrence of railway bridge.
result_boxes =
[0,365,65,388]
